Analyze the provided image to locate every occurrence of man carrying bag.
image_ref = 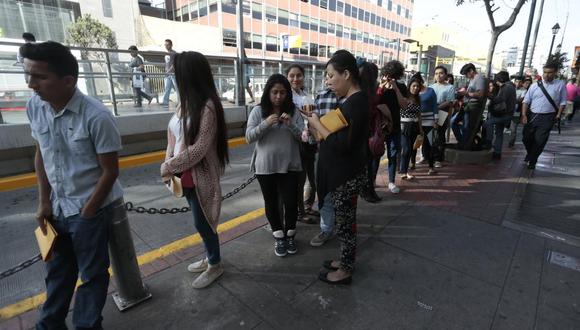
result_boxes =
[521,61,567,169]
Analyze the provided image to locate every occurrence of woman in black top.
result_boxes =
[305,50,369,285]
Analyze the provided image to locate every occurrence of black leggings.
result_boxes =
[257,172,300,233]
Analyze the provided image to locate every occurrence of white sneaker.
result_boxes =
[187,258,208,273]
[434,161,442,168]
[388,183,400,194]
[192,264,224,289]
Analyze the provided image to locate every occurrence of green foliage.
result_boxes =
[548,51,569,75]
[66,14,118,49]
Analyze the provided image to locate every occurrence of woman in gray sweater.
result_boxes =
[246,74,304,257]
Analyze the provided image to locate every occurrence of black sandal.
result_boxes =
[318,270,352,285]
[322,259,339,271]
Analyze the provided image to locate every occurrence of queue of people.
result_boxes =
[21,39,574,328]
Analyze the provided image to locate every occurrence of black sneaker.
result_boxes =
[286,236,297,254]
[274,238,287,257]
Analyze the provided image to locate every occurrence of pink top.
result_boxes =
[162,100,223,233]
[566,83,579,102]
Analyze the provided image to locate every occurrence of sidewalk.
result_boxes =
[2,121,580,329]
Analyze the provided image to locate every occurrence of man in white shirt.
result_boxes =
[521,61,567,169]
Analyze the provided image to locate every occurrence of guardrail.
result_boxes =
[0,41,328,124]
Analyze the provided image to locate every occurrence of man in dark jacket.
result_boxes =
[483,71,516,159]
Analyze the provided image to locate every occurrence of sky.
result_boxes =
[411,0,579,67]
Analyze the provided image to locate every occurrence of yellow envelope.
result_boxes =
[35,221,57,262]
[316,108,349,140]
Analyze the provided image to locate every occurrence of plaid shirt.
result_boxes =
[315,88,344,116]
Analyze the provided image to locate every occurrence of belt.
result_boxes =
[530,112,555,115]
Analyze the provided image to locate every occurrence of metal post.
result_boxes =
[233,58,239,105]
[548,34,556,60]
[109,199,152,311]
[311,64,316,95]
[396,38,400,61]
[518,0,537,78]
[235,0,246,106]
[417,44,423,74]
[104,51,118,116]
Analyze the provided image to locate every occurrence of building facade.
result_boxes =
[162,0,414,63]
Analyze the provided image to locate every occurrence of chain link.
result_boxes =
[0,254,42,280]
[0,175,257,281]
[125,174,256,215]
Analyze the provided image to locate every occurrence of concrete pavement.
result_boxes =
[2,119,580,329]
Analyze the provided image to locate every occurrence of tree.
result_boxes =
[456,0,527,76]
[549,50,570,77]
[66,14,118,51]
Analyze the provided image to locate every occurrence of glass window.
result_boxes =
[310,17,319,31]
[351,28,358,41]
[242,0,250,16]
[252,33,262,50]
[209,0,218,13]
[364,11,370,22]
[221,0,235,14]
[329,0,336,11]
[101,0,113,17]
[266,35,278,51]
[300,42,309,55]
[396,23,400,33]
[311,0,319,5]
[310,43,319,57]
[199,0,208,17]
[386,19,391,30]
[278,9,289,25]
[371,13,376,25]
[388,0,392,11]
[190,0,199,19]
[343,27,350,40]
[405,8,409,19]
[243,32,251,48]
[336,24,343,37]
[358,9,364,21]
[344,3,351,16]
[363,32,369,44]
[252,2,262,19]
[289,13,299,27]
[337,1,344,13]
[377,0,382,6]
[350,6,357,18]
[222,29,237,47]
[320,20,328,34]
[266,6,276,21]
[300,15,309,30]
[328,22,335,34]
[397,5,401,15]
[381,17,386,28]
[320,0,328,9]
[356,30,363,42]
[319,45,328,58]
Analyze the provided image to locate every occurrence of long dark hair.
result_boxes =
[407,73,424,106]
[260,73,295,118]
[358,61,378,101]
[174,51,229,169]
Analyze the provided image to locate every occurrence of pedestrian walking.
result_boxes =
[482,71,516,159]
[161,51,230,288]
[521,61,567,169]
[128,45,153,108]
[23,41,124,329]
[400,74,423,180]
[309,87,342,247]
[161,39,178,108]
[376,60,409,194]
[430,66,456,168]
[304,50,369,285]
[565,78,579,122]
[246,74,304,257]
[286,64,318,224]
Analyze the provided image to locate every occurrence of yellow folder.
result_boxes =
[316,108,349,139]
[34,221,58,261]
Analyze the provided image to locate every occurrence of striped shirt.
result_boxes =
[314,88,343,116]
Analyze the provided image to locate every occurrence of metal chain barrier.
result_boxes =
[124,174,256,214]
[0,175,257,280]
[0,254,42,281]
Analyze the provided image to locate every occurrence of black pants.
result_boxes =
[133,87,152,106]
[522,112,556,165]
[257,172,299,233]
[434,120,448,161]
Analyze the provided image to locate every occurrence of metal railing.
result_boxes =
[0,41,328,124]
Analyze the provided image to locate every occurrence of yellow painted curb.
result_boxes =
[0,207,265,320]
[0,137,248,192]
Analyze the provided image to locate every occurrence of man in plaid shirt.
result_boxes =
[309,88,344,247]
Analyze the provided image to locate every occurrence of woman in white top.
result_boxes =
[286,64,318,224]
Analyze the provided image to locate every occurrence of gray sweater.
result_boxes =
[245,105,304,174]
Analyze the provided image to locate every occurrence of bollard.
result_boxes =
[108,199,152,312]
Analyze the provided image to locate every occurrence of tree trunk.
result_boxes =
[486,31,500,77]
[528,0,545,67]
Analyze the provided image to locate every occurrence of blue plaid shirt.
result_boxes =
[314,88,344,116]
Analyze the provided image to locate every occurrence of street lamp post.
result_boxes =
[403,38,422,73]
[548,23,560,60]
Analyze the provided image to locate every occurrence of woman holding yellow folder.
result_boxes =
[304,50,369,285]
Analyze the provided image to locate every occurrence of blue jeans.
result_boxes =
[320,194,335,234]
[400,128,418,174]
[451,110,471,144]
[385,131,401,183]
[184,188,221,265]
[484,114,511,154]
[37,203,114,330]
[162,75,178,105]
